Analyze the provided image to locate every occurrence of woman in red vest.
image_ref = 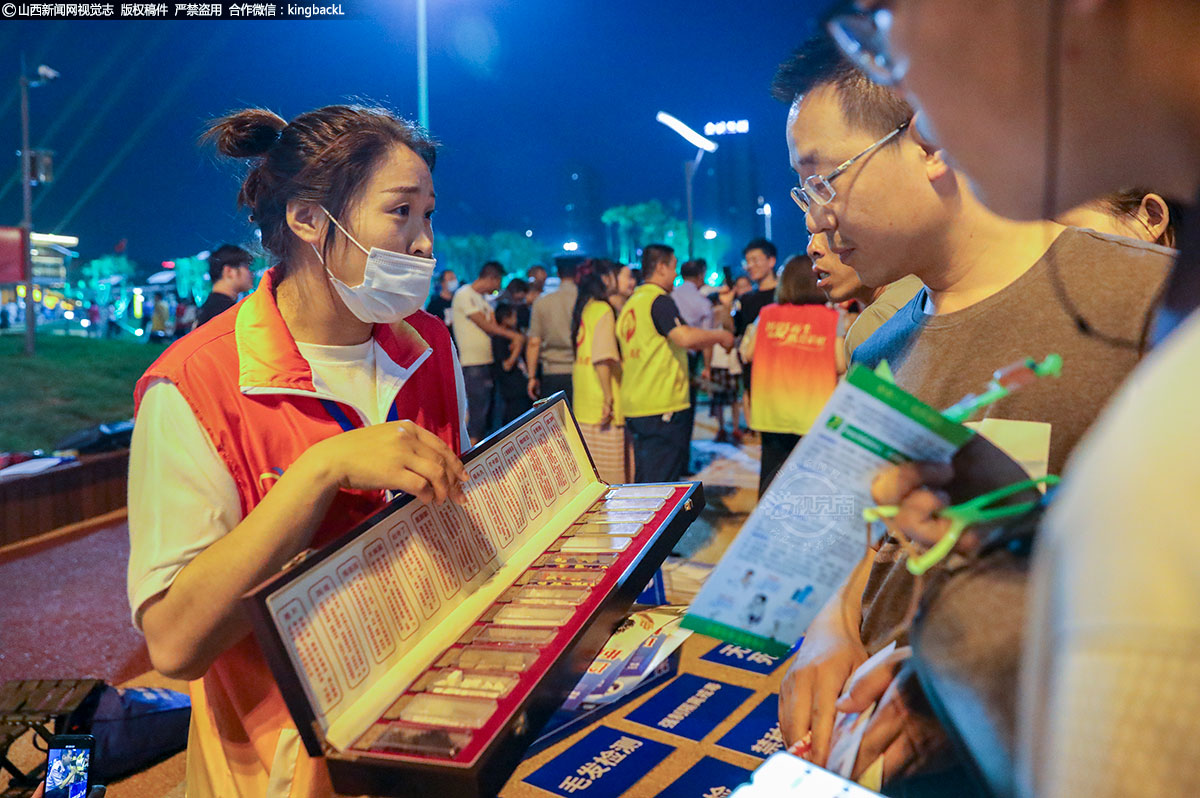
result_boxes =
[741,254,844,497]
[125,105,471,797]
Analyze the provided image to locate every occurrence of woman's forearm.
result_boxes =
[140,448,340,680]
[594,360,616,403]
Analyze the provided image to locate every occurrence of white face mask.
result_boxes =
[311,205,436,324]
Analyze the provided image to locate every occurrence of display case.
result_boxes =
[246,395,703,797]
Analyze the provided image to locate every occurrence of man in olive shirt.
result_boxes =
[526,259,578,403]
[808,231,922,363]
[195,244,253,328]
[773,37,1171,789]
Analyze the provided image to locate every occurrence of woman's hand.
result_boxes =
[599,397,614,427]
[309,420,469,505]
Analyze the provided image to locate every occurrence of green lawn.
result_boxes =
[0,334,163,452]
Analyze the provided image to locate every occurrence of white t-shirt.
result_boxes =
[451,284,494,367]
[710,342,742,374]
[126,340,470,628]
[1018,309,1200,797]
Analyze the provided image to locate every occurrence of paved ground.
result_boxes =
[0,413,760,797]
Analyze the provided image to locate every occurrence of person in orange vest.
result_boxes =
[125,105,470,797]
[740,254,844,496]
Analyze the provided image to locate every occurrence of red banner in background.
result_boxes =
[0,227,27,284]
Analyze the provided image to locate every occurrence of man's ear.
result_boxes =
[286,201,327,251]
[909,113,952,184]
[1138,193,1173,247]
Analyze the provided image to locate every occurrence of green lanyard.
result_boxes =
[864,474,1060,575]
[941,354,1063,423]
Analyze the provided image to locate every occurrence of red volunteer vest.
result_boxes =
[749,303,839,435]
[133,268,461,796]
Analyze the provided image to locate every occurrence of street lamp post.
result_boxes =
[756,199,773,240]
[18,55,58,357]
[417,0,429,129]
[19,55,33,356]
[655,112,717,263]
[686,158,696,261]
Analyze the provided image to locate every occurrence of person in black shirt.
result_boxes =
[490,303,531,426]
[730,237,778,400]
[195,244,253,328]
[500,278,532,331]
[425,269,458,330]
[526,264,548,305]
[734,237,779,335]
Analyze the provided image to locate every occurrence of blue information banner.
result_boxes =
[715,693,785,760]
[698,642,785,675]
[626,674,754,742]
[654,756,752,798]
[637,569,667,604]
[523,727,674,797]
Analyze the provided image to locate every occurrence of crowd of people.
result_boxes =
[1,243,259,342]
[118,2,1200,794]
[136,244,257,341]
[427,236,847,494]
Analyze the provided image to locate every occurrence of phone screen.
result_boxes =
[732,752,882,797]
[44,737,92,798]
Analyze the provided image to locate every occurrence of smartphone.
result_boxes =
[731,751,882,797]
[43,735,93,798]
[723,266,735,288]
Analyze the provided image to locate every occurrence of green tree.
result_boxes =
[80,254,137,304]
[601,200,688,262]
[601,205,636,263]
[494,231,553,277]
[437,232,552,281]
[173,255,208,303]
[81,254,136,288]
[437,234,491,281]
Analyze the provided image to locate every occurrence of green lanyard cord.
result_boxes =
[863,474,1061,575]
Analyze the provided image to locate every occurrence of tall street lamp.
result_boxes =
[655,112,717,262]
[417,0,429,129]
[756,199,773,240]
[19,55,60,356]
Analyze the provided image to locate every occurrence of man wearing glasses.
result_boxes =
[822,2,1200,797]
[773,34,1172,792]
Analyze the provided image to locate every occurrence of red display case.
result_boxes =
[246,396,702,797]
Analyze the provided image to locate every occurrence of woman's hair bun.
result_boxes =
[204,108,287,158]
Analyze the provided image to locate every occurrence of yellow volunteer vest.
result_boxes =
[617,283,690,417]
[573,299,624,426]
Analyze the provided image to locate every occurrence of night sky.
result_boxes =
[1,1,825,270]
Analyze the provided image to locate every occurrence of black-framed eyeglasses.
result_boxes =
[822,0,908,87]
[790,119,911,213]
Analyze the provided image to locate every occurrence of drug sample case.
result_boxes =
[247,395,703,797]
